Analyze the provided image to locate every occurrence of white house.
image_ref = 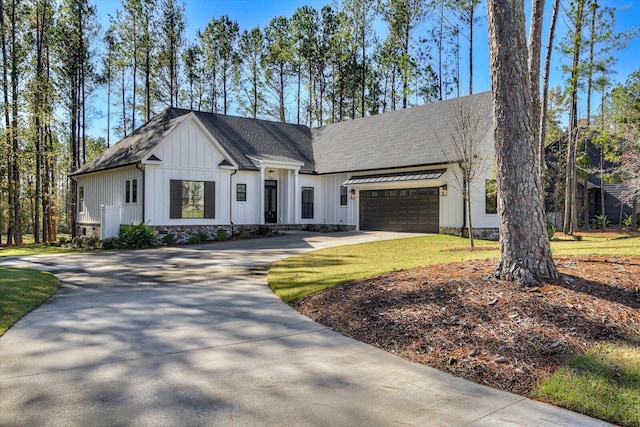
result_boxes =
[70,92,499,241]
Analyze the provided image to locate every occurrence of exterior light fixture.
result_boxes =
[350,189,356,199]
[267,169,275,179]
[440,185,448,196]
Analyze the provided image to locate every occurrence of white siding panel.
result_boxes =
[318,174,350,225]
[75,166,143,225]
[439,166,464,229]
[231,171,261,224]
[299,174,323,224]
[145,120,232,226]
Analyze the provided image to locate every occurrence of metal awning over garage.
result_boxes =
[344,169,446,186]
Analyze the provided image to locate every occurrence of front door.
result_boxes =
[264,180,277,223]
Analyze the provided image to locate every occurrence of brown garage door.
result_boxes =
[360,187,439,233]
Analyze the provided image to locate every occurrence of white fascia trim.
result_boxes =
[245,154,304,170]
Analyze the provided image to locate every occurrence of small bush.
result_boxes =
[161,233,176,245]
[72,237,85,249]
[86,236,100,249]
[546,222,557,240]
[100,237,120,250]
[255,225,271,236]
[240,230,250,239]
[119,222,157,249]
[591,214,610,230]
[58,237,68,245]
[188,235,202,244]
[622,213,639,229]
[197,229,209,242]
[215,231,228,241]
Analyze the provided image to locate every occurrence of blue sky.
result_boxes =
[90,0,640,138]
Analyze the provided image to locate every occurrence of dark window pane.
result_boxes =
[340,186,347,205]
[132,179,137,203]
[237,183,247,202]
[302,187,314,219]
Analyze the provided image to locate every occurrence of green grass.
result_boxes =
[0,267,59,336]
[0,233,76,258]
[0,243,78,258]
[532,343,640,427]
[269,233,640,303]
[551,233,640,257]
[268,234,500,302]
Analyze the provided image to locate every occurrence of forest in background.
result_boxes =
[0,0,638,245]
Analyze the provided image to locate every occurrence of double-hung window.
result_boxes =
[125,179,138,203]
[301,187,314,219]
[236,183,247,202]
[78,186,84,213]
[340,186,348,206]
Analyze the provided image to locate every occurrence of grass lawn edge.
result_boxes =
[0,267,60,336]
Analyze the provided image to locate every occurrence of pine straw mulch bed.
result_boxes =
[293,255,640,395]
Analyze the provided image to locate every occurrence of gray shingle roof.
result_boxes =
[70,108,190,176]
[71,92,492,177]
[71,108,314,176]
[193,112,314,172]
[311,92,493,174]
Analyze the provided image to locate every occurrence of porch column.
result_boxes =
[259,167,265,225]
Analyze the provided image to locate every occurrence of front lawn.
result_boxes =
[268,232,640,426]
[268,234,500,303]
[532,343,640,427]
[0,267,59,336]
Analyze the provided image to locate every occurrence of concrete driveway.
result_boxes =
[0,232,609,426]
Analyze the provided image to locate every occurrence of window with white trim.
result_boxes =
[236,183,247,202]
[340,186,348,206]
[301,187,314,219]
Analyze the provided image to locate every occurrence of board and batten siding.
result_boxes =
[75,165,143,225]
[144,119,232,226]
[231,170,261,224]
[298,174,323,224]
[318,174,350,225]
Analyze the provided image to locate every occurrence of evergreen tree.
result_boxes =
[236,27,265,119]
[263,16,294,123]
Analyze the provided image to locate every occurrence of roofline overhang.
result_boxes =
[68,161,140,178]
[313,161,457,176]
[246,154,305,169]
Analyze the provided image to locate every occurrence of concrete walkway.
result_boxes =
[0,232,610,426]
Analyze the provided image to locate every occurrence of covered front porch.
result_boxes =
[248,155,304,225]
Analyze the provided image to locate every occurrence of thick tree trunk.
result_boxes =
[486,0,558,286]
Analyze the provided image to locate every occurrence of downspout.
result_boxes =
[135,163,145,223]
[229,169,237,229]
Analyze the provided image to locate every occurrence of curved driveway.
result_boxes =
[0,232,609,426]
